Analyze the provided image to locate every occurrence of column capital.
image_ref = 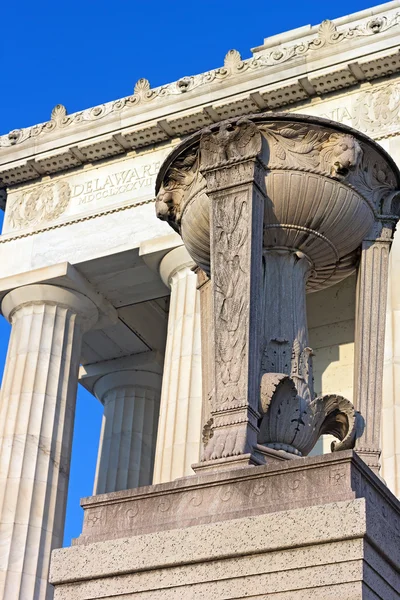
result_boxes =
[93,370,162,404]
[159,246,195,288]
[1,283,99,332]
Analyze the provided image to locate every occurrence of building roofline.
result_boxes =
[0,1,399,192]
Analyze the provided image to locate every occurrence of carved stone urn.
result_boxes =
[156,113,400,472]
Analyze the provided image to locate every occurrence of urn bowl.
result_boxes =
[156,113,400,291]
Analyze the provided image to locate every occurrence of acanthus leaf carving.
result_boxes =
[155,147,200,230]
[260,123,323,170]
[348,151,399,212]
[260,123,364,179]
[258,371,361,456]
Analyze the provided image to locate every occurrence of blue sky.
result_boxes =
[0,0,387,546]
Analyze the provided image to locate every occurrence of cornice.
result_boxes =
[0,2,400,190]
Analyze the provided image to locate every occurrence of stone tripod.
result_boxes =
[156,113,400,472]
[0,284,98,600]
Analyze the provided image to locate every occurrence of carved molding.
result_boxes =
[1,12,399,149]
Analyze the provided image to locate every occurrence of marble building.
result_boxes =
[0,1,400,598]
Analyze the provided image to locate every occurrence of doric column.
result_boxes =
[152,246,202,483]
[93,370,161,494]
[0,284,98,600]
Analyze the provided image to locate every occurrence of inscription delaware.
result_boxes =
[3,145,172,233]
[73,161,160,205]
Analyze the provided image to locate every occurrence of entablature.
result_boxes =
[0,1,399,192]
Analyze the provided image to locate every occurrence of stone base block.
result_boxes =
[50,452,400,599]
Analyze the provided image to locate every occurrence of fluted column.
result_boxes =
[381,249,400,494]
[261,249,313,398]
[196,268,214,448]
[0,284,98,600]
[153,246,202,483]
[353,225,394,474]
[93,370,161,494]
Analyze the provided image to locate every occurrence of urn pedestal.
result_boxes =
[50,452,400,600]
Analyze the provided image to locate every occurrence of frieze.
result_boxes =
[293,80,400,140]
[4,147,170,233]
[1,11,399,149]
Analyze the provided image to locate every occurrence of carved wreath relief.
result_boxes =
[9,180,71,228]
[353,82,400,138]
